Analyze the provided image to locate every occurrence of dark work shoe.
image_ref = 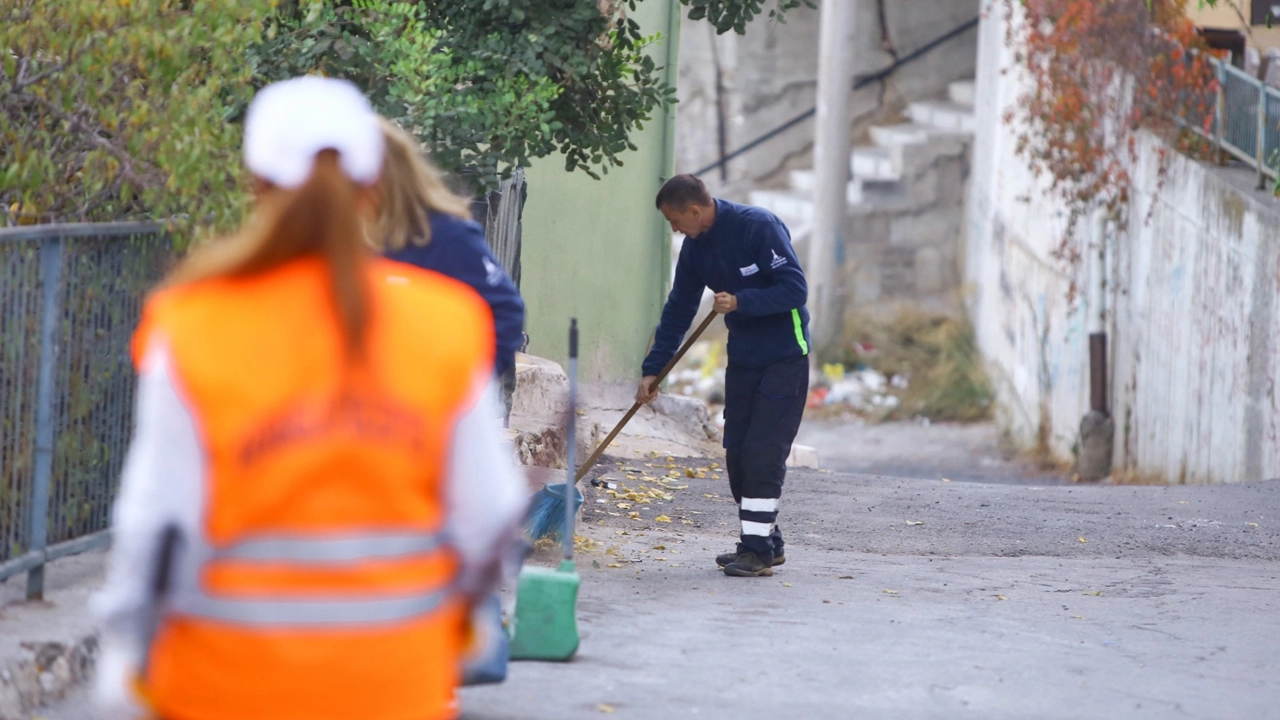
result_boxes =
[716,546,786,567]
[723,551,774,577]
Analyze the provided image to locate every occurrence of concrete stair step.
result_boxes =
[948,79,976,107]
[850,146,898,180]
[869,123,936,148]
[907,100,976,133]
[785,171,866,205]
[750,189,814,224]
[781,172,905,206]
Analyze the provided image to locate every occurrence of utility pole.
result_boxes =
[809,0,856,357]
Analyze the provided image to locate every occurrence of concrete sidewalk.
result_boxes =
[0,550,103,719]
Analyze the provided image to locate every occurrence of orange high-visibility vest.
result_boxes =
[133,256,494,720]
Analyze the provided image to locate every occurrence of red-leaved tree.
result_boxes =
[1002,0,1220,268]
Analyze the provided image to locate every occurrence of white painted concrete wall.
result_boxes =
[966,2,1280,483]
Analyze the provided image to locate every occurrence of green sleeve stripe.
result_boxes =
[792,308,809,356]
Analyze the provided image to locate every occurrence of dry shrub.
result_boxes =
[841,308,994,423]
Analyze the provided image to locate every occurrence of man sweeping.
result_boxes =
[636,174,810,578]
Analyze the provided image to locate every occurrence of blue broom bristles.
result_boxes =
[523,482,585,542]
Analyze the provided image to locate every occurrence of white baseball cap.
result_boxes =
[243,75,383,189]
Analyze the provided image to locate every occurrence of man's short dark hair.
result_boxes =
[656,174,713,211]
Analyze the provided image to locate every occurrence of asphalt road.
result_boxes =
[31,458,1280,720]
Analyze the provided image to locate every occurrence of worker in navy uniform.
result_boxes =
[636,174,810,577]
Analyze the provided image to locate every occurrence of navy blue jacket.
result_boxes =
[642,199,810,376]
[386,212,526,378]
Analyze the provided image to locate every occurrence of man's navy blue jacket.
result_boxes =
[386,212,525,378]
[642,199,810,377]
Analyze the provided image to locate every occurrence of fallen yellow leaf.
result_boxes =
[1248,522,1260,528]
[606,563,623,568]
[941,477,951,482]
[654,515,672,523]
[1178,500,1189,505]
[882,589,899,595]
[781,582,792,587]
[685,468,696,478]
[1083,590,1102,596]
[598,704,616,714]
[906,520,925,526]
[995,594,1008,601]
[1078,536,1087,543]
[704,493,717,498]
[627,512,640,519]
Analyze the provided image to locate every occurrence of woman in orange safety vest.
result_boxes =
[92,76,527,720]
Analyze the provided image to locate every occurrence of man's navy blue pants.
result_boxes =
[723,354,809,559]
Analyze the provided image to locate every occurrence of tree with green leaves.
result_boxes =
[1,0,265,230]
[3,0,811,225]
[252,0,813,190]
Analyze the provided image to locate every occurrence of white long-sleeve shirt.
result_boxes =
[92,342,527,716]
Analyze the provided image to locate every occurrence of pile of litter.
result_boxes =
[664,308,993,423]
[807,362,904,416]
[664,341,905,422]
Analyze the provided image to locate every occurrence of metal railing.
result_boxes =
[1207,56,1280,185]
[0,178,526,599]
[0,223,176,598]
[471,167,527,287]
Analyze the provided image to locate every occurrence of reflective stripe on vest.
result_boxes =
[170,590,446,626]
[213,532,443,564]
[168,530,450,627]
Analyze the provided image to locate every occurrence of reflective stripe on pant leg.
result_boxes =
[740,497,778,513]
[740,501,778,546]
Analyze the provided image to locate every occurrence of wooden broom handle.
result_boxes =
[575,310,719,482]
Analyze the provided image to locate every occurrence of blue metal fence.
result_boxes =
[0,223,175,598]
[0,175,528,599]
[1208,57,1280,184]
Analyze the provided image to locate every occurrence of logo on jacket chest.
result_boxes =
[739,263,759,277]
